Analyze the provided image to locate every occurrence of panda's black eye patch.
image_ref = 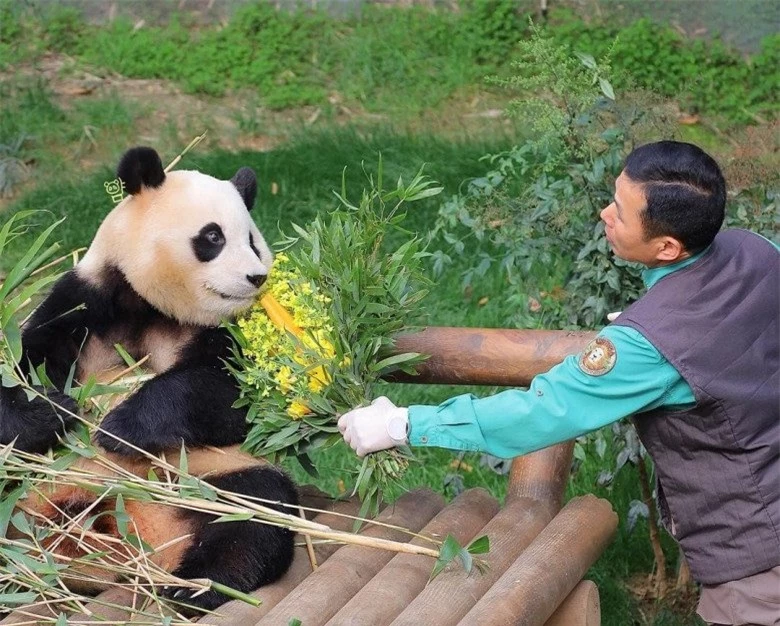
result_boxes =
[249,233,261,259]
[192,222,226,262]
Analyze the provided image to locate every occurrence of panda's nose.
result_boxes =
[246,274,267,288]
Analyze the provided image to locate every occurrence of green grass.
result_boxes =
[2,128,704,624]
[1,126,514,266]
[2,0,777,124]
[0,75,138,194]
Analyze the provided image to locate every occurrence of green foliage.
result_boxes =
[547,12,780,123]
[456,0,530,65]
[726,187,780,241]
[0,76,136,196]
[432,24,655,329]
[0,212,64,394]
[38,5,85,52]
[433,24,778,331]
[232,163,439,517]
[2,2,774,122]
[0,129,506,272]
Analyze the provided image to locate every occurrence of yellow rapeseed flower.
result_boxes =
[240,253,345,422]
[287,400,310,419]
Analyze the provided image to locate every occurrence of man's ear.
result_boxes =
[655,236,688,263]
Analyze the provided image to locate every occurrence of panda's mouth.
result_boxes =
[205,285,255,302]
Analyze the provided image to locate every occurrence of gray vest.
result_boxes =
[614,229,780,585]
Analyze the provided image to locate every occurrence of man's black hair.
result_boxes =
[624,141,726,253]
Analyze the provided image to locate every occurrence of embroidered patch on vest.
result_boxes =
[578,337,617,376]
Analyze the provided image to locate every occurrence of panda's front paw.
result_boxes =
[159,584,224,616]
[93,428,140,456]
[94,406,148,456]
[95,404,188,455]
[0,386,79,453]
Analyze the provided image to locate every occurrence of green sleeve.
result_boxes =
[407,325,694,458]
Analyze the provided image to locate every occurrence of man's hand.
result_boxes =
[338,396,409,457]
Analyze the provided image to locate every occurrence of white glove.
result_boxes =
[338,396,409,457]
[607,311,622,322]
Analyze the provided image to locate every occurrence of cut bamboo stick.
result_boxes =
[325,488,500,626]
[458,494,617,626]
[253,489,445,626]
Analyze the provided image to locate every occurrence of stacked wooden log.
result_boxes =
[2,327,618,626]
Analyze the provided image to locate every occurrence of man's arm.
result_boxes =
[407,325,694,458]
[340,325,694,457]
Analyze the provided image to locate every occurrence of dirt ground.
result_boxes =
[1,52,522,208]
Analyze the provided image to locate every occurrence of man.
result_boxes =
[338,141,780,626]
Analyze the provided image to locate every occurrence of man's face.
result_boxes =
[600,171,662,265]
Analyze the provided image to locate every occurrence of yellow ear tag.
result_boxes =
[104,178,126,204]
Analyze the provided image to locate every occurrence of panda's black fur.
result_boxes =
[0,147,299,614]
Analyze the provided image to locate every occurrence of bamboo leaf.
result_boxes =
[10,511,32,536]
[114,494,129,537]
[467,535,490,555]
[3,317,22,364]
[429,534,461,581]
[0,487,24,537]
[370,352,421,373]
[0,592,38,605]
[212,513,254,523]
[599,77,615,100]
[0,217,64,300]
[114,343,136,367]
[406,185,443,201]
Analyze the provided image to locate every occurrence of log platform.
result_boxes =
[2,327,618,626]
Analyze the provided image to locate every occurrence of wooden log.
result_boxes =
[324,488,500,626]
[253,489,445,626]
[458,494,617,626]
[507,442,575,514]
[196,496,365,625]
[0,603,59,625]
[544,580,601,626]
[64,587,145,624]
[389,495,554,626]
[390,327,594,387]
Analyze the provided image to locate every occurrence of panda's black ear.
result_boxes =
[231,167,257,212]
[117,147,165,195]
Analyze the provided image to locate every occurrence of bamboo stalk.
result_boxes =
[29,247,88,277]
[105,354,151,385]
[300,506,319,570]
[164,132,208,173]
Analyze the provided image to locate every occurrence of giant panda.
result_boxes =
[0,146,299,613]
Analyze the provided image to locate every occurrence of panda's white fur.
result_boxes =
[79,169,273,327]
[0,147,299,614]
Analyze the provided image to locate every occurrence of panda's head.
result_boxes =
[80,147,273,326]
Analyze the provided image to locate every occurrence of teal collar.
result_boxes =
[642,246,709,289]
